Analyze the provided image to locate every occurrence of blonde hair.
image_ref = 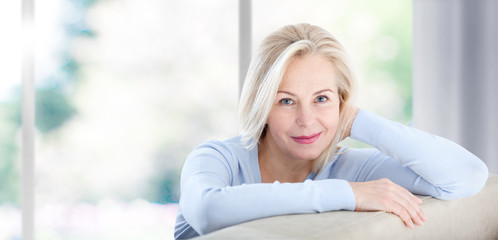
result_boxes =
[238,23,357,173]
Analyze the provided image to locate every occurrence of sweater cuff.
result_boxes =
[316,179,356,211]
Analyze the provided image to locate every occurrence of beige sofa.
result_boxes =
[197,174,498,239]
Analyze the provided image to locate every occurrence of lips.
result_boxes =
[291,132,321,144]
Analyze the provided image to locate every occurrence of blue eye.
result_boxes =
[280,99,294,105]
[316,96,328,103]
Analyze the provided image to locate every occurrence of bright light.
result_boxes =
[0,1,21,102]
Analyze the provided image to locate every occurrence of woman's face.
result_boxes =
[264,54,340,162]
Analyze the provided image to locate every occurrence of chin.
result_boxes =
[291,143,328,159]
[292,151,322,161]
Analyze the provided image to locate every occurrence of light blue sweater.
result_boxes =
[174,110,488,239]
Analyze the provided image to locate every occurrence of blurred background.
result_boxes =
[0,0,412,239]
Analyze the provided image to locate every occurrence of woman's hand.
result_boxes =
[340,103,360,141]
[349,178,426,229]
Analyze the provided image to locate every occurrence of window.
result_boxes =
[1,1,411,239]
[34,0,238,239]
[0,1,22,239]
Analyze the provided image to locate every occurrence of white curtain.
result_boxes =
[413,0,498,174]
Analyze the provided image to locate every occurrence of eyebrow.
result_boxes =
[277,89,335,96]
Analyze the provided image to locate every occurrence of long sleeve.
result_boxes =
[347,110,489,200]
[175,140,355,238]
[175,110,490,239]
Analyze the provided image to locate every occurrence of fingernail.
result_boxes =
[416,219,423,226]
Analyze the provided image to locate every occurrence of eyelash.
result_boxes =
[315,95,328,103]
[278,95,329,105]
[279,98,294,105]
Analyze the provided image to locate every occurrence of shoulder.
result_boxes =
[191,136,248,160]
[183,136,257,185]
[185,136,252,173]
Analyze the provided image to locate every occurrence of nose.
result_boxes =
[295,104,315,128]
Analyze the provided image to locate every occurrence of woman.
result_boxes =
[174,23,488,239]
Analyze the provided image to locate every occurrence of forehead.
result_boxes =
[279,54,338,91]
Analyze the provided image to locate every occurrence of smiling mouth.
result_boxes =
[291,132,321,144]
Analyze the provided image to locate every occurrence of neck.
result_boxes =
[258,138,313,183]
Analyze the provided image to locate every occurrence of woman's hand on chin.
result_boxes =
[349,178,426,229]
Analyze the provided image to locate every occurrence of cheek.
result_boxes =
[320,107,340,132]
[267,109,291,132]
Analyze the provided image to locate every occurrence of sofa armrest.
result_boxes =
[197,174,498,239]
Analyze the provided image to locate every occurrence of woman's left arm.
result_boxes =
[348,109,489,200]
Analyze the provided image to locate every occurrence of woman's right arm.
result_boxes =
[341,107,488,228]
[179,141,355,235]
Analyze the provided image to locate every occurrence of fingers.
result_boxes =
[392,184,425,226]
[418,204,427,222]
[350,178,426,229]
[389,205,414,229]
[391,196,423,228]
[386,179,425,228]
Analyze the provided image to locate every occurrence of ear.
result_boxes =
[261,124,268,138]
